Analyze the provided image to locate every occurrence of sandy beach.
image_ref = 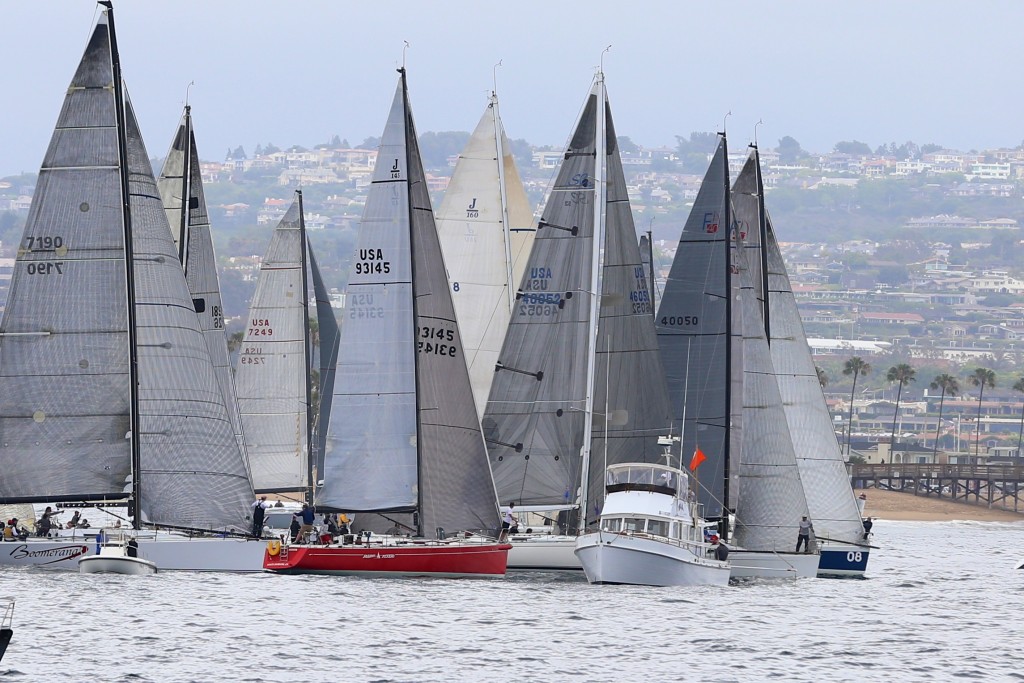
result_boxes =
[860,488,1024,522]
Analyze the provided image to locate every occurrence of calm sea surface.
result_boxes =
[1,520,1023,683]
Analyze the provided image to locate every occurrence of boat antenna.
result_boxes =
[599,44,611,74]
[185,80,195,107]
[402,40,410,70]
[492,59,502,96]
[721,110,732,137]
[753,118,763,148]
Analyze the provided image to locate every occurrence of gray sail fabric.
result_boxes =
[320,80,417,513]
[655,138,731,519]
[235,197,309,493]
[0,16,132,503]
[765,218,865,543]
[321,73,500,534]
[731,246,810,552]
[482,84,600,509]
[639,233,655,309]
[586,100,674,525]
[435,95,536,418]
[732,151,764,308]
[308,244,340,482]
[124,96,253,533]
[157,111,249,482]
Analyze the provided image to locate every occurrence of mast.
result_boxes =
[753,144,770,342]
[578,70,607,532]
[720,131,732,541]
[297,190,314,507]
[491,91,516,314]
[399,67,424,538]
[104,1,141,530]
[178,106,192,270]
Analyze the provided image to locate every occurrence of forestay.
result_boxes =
[436,93,535,418]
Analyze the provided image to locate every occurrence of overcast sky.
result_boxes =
[2,1,1021,175]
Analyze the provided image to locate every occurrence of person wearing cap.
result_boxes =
[251,495,270,539]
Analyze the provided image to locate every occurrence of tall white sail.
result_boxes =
[765,218,865,543]
[655,137,740,520]
[436,93,535,417]
[157,107,249,479]
[235,195,310,494]
[0,14,132,503]
[320,70,500,535]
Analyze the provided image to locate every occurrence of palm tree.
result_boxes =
[930,374,960,459]
[967,367,996,462]
[816,366,828,388]
[886,364,916,461]
[842,357,871,456]
[1013,377,1024,459]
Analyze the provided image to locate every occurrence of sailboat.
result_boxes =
[753,145,871,577]
[263,68,510,578]
[0,3,259,572]
[435,90,535,417]
[728,149,819,579]
[483,69,676,574]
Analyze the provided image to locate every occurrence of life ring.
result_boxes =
[266,539,281,556]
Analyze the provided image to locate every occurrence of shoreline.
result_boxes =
[859,488,1024,522]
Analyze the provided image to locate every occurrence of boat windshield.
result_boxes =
[605,464,689,498]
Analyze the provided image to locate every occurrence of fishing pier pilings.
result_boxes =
[850,463,1024,513]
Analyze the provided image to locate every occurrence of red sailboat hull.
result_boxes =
[264,542,512,578]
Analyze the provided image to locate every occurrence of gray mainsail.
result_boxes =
[235,195,311,494]
[436,92,536,418]
[0,8,253,531]
[731,239,810,552]
[157,107,249,479]
[586,99,674,524]
[482,81,600,510]
[0,14,132,503]
[655,137,736,519]
[319,70,500,535]
[765,217,865,543]
[483,75,672,523]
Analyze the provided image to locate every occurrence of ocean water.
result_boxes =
[1,520,1022,683]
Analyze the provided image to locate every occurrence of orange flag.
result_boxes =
[689,447,707,472]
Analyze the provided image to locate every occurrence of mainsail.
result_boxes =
[157,106,249,478]
[655,136,741,520]
[436,92,535,417]
[730,175,810,551]
[483,73,672,524]
[0,7,253,533]
[319,69,500,535]
[764,216,865,544]
[235,194,312,494]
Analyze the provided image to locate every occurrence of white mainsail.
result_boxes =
[234,194,311,494]
[157,106,249,480]
[436,93,535,417]
[319,69,500,536]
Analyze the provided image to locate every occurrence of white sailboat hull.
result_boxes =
[506,535,582,571]
[79,555,156,575]
[575,532,730,587]
[728,550,819,579]
[0,533,267,572]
